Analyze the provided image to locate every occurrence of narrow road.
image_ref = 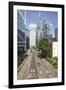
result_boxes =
[17,49,58,80]
[17,52,32,80]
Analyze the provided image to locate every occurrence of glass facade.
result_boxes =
[17,10,25,32]
[17,10,29,52]
[17,10,26,52]
[37,19,50,43]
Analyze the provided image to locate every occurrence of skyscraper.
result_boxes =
[29,24,37,48]
[26,29,30,49]
[17,10,26,52]
[36,19,50,43]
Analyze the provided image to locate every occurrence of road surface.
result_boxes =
[17,49,58,80]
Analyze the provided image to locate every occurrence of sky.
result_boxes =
[18,10,58,38]
[26,10,58,37]
[18,10,58,47]
[26,10,58,28]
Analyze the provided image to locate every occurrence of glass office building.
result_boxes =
[36,19,50,43]
[17,10,25,32]
[17,10,26,52]
[17,10,30,67]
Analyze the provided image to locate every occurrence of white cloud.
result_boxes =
[28,23,37,30]
[49,23,53,27]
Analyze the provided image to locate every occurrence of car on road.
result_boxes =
[37,60,41,66]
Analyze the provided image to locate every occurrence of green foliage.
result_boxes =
[46,57,58,68]
[37,38,52,58]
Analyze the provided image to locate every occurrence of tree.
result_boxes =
[38,38,52,58]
